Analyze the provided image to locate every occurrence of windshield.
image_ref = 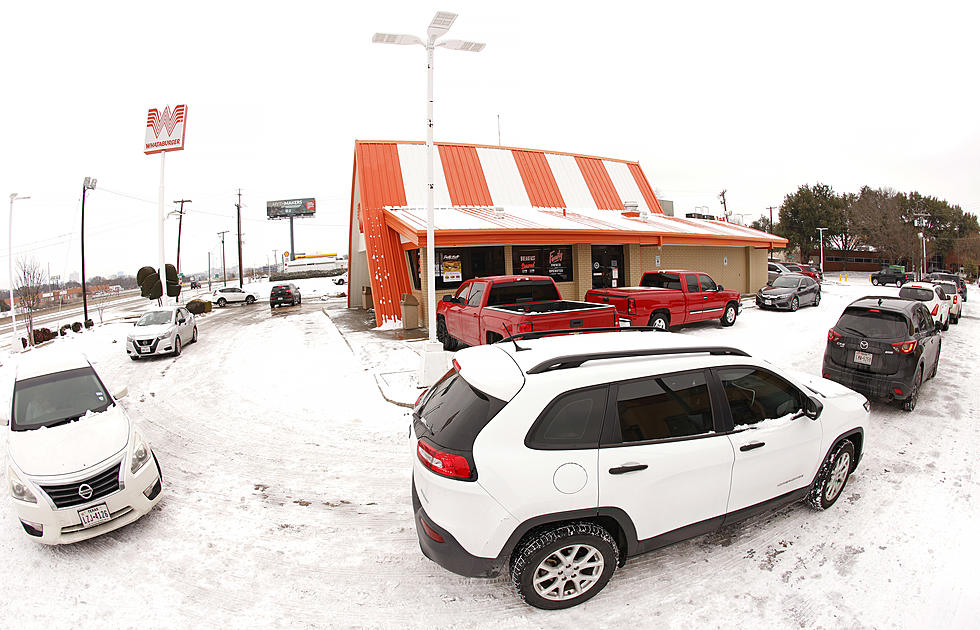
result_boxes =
[137,311,173,326]
[771,277,801,288]
[835,308,910,339]
[899,287,935,302]
[11,366,113,431]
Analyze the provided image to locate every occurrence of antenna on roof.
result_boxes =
[501,323,529,352]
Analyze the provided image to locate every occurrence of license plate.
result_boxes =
[853,351,873,366]
[618,318,631,327]
[139,346,151,353]
[764,299,772,305]
[78,503,111,528]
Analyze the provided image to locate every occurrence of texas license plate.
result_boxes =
[853,351,873,366]
[139,346,151,353]
[78,503,111,528]
[764,299,772,305]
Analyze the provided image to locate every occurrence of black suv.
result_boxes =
[270,283,302,309]
[870,267,915,287]
[823,296,941,411]
[923,272,967,302]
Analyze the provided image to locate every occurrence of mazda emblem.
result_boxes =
[859,340,869,350]
[78,484,94,500]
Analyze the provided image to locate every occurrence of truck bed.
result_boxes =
[488,301,614,315]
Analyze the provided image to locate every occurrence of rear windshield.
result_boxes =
[835,308,910,339]
[414,370,505,451]
[899,287,935,302]
[272,285,292,291]
[935,282,957,296]
[486,281,559,306]
[640,273,682,290]
[12,367,113,431]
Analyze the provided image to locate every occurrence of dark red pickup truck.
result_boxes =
[436,275,618,349]
[584,270,742,330]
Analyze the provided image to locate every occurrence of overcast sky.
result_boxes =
[2,0,978,286]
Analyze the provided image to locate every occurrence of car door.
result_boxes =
[802,277,817,304]
[696,274,726,320]
[913,304,940,368]
[175,308,190,338]
[768,264,779,284]
[683,273,708,322]
[715,366,822,513]
[443,281,472,341]
[461,281,488,344]
[597,369,734,541]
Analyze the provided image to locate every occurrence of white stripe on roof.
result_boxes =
[545,153,597,210]
[603,160,649,212]
[397,144,452,209]
[476,146,532,208]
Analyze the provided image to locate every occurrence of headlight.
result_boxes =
[131,433,152,474]
[156,327,176,342]
[7,467,38,504]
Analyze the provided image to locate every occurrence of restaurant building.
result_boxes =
[348,140,787,326]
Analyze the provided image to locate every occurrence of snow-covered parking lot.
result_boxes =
[1,276,978,629]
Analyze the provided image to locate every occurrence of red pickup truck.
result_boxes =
[584,270,742,331]
[436,275,618,350]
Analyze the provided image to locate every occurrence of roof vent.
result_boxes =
[624,201,638,212]
[493,206,505,218]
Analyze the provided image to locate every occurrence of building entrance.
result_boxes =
[591,245,625,288]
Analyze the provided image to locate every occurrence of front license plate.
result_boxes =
[78,503,111,528]
[853,350,873,366]
[618,318,631,327]
[139,346,151,353]
[764,299,772,305]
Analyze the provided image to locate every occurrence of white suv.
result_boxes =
[212,286,258,307]
[899,282,951,330]
[410,331,868,609]
[4,353,163,543]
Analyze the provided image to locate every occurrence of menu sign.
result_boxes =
[440,253,462,283]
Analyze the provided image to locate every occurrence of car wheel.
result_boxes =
[510,521,618,610]
[806,440,855,510]
[246,295,255,305]
[790,297,799,312]
[942,315,949,331]
[648,311,670,331]
[902,368,922,412]
[813,292,821,307]
[721,302,738,327]
[217,298,227,307]
[298,296,302,305]
[173,336,182,357]
[871,277,879,286]
[192,327,198,343]
[896,279,904,287]
[930,352,939,379]
[436,317,456,351]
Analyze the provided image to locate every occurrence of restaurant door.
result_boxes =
[591,245,625,288]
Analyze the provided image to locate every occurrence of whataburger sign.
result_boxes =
[144,105,187,154]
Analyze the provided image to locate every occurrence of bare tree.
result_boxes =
[15,257,45,346]
[850,187,917,269]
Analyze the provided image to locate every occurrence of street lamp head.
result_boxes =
[372,32,424,46]
[428,11,456,38]
[437,39,485,52]
[83,177,97,190]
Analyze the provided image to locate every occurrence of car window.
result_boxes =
[899,287,935,302]
[526,387,607,450]
[935,287,947,300]
[640,273,682,290]
[485,280,559,305]
[913,306,930,333]
[467,282,487,307]
[453,282,471,302]
[836,307,910,338]
[716,367,803,427]
[685,275,699,292]
[607,370,713,443]
[768,264,778,272]
[804,277,816,287]
[697,274,717,291]
[413,370,505,451]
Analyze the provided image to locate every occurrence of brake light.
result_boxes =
[518,322,533,333]
[417,440,472,480]
[892,340,917,354]
[868,309,880,313]
[414,388,428,407]
[452,358,461,372]
[627,298,637,315]
[828,329,842,342]
[420,517,445,543]
[931,304,938,316]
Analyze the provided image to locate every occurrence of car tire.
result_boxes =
[298,296,302,305]
[217,298,227,307]
[790,297,799,312]
[942,315,949,331]
[246,295,255,305]
[806,440,855,511]
[813,292,821,307]
[173,336,182,357]
[192,327,198,343]
[510,521,618,610]
[902,368,922,412]
[648,311,670,331]
[436,316,456,351]
[930,352,939,379]
[896,279,904,287]
[721,302,738,327]
[871,277,879,286]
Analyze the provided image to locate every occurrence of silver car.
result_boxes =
[767,261,793,285]
[127,307,198,360]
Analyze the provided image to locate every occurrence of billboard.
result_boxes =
[267,198,316,219]
[144,105,187,154]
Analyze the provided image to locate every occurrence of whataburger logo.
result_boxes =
[145,105,186,151]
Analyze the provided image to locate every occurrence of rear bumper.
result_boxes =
[822,362,913,401]
[412,481,502,578]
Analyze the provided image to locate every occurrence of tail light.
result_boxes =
[828,329,842,342]
[931,304,938,316]
[627,298,636,315]
[892,340,917,354]
[420,517,445,543]
[953,295,958,304]
[414,388,429,408]
[417,439,473,480]
[518,322,533,333]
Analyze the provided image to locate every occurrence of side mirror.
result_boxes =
[441,295,455,303]
[716,284,724,291]
[804,395,823,420]
[113,386,129,400]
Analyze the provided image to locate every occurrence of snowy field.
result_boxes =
[0,276,978,629]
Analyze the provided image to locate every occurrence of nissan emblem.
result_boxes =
[78,483,94,500]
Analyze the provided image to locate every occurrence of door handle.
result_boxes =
[739,441,766,452]
[609,464,648,475]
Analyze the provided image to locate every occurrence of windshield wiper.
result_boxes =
[46,414,83,428]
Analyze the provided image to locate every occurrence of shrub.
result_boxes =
[84,319,94,329]
[32,328,56,344]
[60,324,71,336]
[186,299,209,315]
[71,322,83,333]
[270,268,346,281]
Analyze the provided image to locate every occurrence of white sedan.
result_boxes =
[3,352,163,544]
[127,306,197,359]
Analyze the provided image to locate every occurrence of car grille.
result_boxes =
[39,462,122,508]
[136,339,153,346]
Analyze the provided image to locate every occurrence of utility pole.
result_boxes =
[816,227,829,275]
[273,249,278,274]
[718,189,729,219]
[217,230,229,287]
[236,189,244,288]
[172,199,191,274]
[766,206,776,233]
[207,251,212,291]
[80,177,97,323]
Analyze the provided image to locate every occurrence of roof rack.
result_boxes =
[527,346,751,374]
[496,326,664,345]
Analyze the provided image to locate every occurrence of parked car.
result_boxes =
[436,275,617,350]
[767,261,793,284]
[411,330,868,608]
[270,283,302,308]
[923,272,967,302]
[782,263,819,281]
[127,306,198,360]
[899,282,951,330]
[755,273,821,311]
[870,267,915,287]
[189,280,201,289]
[3,353,163,543]
[823,296,941,411]
[800,264,824,282]
[212,287,258,307]
[930,280,962,324]
[333,272,348,286]
[584,270,741,330]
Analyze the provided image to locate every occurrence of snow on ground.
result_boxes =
[0,277,978,629]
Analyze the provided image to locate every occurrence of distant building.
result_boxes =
[69,272,80,283]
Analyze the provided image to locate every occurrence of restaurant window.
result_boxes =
[407,250,421,290]
[512,245,574,283]
[433,246,505,290]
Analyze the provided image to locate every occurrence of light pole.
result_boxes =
[80,177,97,322]
[8,193,30,348]
[816,227,828,276]
[374,11,485,386]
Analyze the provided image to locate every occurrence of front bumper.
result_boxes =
[822,362,913,402]
[10,453,163,544]
[127,336,175,357]
[755,296,794,310]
